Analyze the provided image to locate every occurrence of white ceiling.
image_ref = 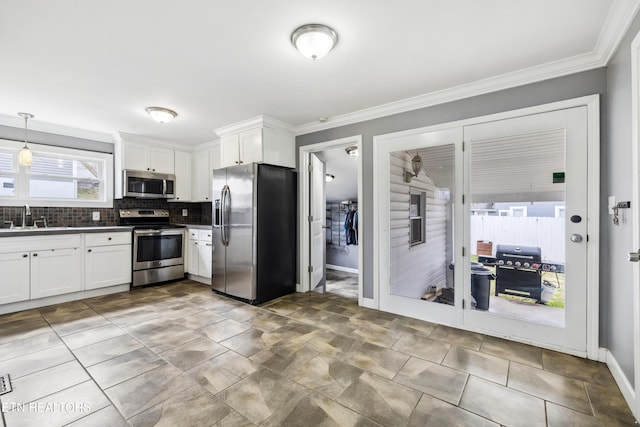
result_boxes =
[0,1,637,145]
[317,147,358,202]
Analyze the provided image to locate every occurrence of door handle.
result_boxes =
[570,234,583,243]
[629,250,640,262]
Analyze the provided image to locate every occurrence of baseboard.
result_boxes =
[602,347,638,421]
[186,273,211,285]
[296,283,305,293]
[326,264,359,274]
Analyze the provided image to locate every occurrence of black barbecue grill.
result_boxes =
[495,245,543,303]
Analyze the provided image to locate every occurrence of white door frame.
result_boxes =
[299,135,364,304]
[628,28,640,421]
[373,95,600,358]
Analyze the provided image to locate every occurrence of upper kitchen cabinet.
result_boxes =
[114,132,190,199]
[215,116,295,169]
[192,141,220,202]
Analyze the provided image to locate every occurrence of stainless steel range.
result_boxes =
[119,209,186,287]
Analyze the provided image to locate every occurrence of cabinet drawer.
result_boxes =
[85,232,131,247]
[198,229,213,242]
[188,229,200,240]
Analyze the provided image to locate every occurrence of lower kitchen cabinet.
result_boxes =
[86,244,131,290]
[0,252,30,304]
[187,228,212,282]
[31,247,83,299]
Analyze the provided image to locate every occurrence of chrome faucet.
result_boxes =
[21,204,31,229]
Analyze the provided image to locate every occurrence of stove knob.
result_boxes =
[506,260,513,266]
[497,260,504,265]
[515,261,521,267]
[523,262,530,268]
[550,265,557,272]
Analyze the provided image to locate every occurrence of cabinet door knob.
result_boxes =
[88,249,92,253]
[147,168,150,171]
[108,237,112,240]
[22,254,28,258]
[152,169,156,172]
[33,253,38,257]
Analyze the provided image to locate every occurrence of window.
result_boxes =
[409,190,426,246]
[0,139,113,207]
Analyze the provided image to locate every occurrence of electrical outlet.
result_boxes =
[608,196,616,214]
[182,209,188,217]
[92,211,100,221]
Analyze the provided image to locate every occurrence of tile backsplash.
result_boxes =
[0,198,212,228]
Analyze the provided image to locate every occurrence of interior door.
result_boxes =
[463,107,589,354]
[309,153,325,291]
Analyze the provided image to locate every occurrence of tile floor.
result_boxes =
[0,280,636,426]
[325,269,359,300]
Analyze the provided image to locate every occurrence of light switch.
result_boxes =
[182,209,188,217]
[92,211,100,221]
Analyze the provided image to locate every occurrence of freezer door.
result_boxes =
[224,164,256,301]
[211,169,227,293]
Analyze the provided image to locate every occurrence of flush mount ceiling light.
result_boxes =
[325,174,335,182]
[145,107,177,124]
[291,24,338,60]
[345,146,358,156]
[17,112,34,166]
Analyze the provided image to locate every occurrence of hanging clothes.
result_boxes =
[344,207,358,245]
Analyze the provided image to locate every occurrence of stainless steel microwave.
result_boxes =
[123,170,175,198]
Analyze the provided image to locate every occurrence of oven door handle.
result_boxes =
[134,229,184,236]
[221,185,230,247]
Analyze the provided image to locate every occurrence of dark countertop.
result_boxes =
[179,224,211,230]
[0,226,134,238]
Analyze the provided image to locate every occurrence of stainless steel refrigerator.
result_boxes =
[212,163,297,304]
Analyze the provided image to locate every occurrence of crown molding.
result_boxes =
[214,115,296,137]
[294,0,640,136]
[0,113,113,143]
[113,131,192,151]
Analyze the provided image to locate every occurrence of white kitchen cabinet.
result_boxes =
[219,127,294,169]
[0,252,30,304]
[192,142,220,202]
[85,232,132,290]
[173,150,192,201]
[31,247,83,299]
[186,228,212,283]
[124,142,175,174]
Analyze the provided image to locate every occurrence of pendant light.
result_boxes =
[291,24,338,60]
[17,112,34,166]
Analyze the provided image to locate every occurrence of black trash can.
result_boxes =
[471,266,494,311]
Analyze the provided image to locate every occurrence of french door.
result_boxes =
[375,100,596,356]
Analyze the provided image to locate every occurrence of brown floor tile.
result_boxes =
[219,368,309,424]
[392,333,450,364]
[336,371,422,426]
[128,385,231,427]
[105,364,195,419]
[61,323,126,350]
[394,356,468,405]
[408,393,499,427]
[260,299,305,316]
[200,318,253,342]
[284,354,364,399]
[88,347,167,389]
[73,334,144,367]
[542,349,617,387]
[442,345,509,385]
[160,336,227,371]
[546,402,605,427]
[170,311,227,330]
[459,376,546,427]
[3,360,90,405]
[220,328,280,357]
[66,405,130,427]
[2,380,110,427]
[508,361,592,415]
[186,351,258,395]
[0,329,61,361]
[344,341,410,379]
[430,325,484,350]
[1,343,74,379]
[263,391,379,427]
[586,382,637,425]
[479,335,543,368]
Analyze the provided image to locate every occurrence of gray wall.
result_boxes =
[602,12,640,382]
[0,125,113,153]
[297,68,606,301]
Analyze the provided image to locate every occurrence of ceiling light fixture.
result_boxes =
[17,112,34,166]
[291,24,338,60]
[325,174,335,182]
[345,146,358,156]
[145,107,177,124]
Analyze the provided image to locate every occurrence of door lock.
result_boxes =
[570,234,583,243]
[629,250,640,262]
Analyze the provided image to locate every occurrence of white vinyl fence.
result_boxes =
[470,216,565,263]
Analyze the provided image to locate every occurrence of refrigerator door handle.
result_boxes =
[221,185,230,247]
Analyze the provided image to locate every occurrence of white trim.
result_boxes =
[360,297,377,309]
[113,131,191,151]
[630,25,640,422]
[373,95,599,358]
[295,1,640,137]
[604,347,637,420]
[299,135,364,305]
[326,264,358,274]
[0,114,114,143]
[215,115,295,137]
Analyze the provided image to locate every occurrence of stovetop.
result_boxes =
[118,208,185,229]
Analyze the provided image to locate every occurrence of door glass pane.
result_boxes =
[389,144,455,305]
[469,129,565,327]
